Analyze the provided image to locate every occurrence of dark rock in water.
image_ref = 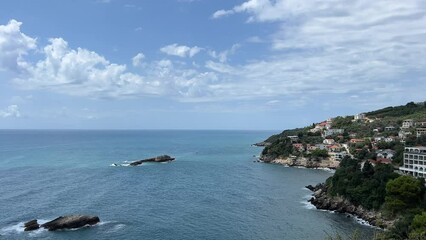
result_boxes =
[305,183,324,192]
[41,215,100,231]
[129,155,175,166]
[24,219,39,231]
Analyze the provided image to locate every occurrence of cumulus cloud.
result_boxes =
[160,44,202,58]
[2,5,426,108]
[0,19,36,72]
[132,52,145,67]
[16,38,163,98]
[0,105,21,118]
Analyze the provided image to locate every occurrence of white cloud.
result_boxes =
[16,38,163,98]
[0,19,36,72]
[2,6,426,108]
[160,44,202,58]
[0,105,21,118]
[208,44,240,63]
[212,9,234,19]
[132,52,145,67]
[208,0,426,105]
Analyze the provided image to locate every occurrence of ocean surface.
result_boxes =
[0,130,377,240]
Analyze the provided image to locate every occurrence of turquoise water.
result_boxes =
[0,130,375,239]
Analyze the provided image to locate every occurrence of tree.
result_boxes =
[409,212,426,239]
[385,176,425,215]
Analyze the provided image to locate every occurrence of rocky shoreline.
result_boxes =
[261,156,340,169]
[306,183,395,229]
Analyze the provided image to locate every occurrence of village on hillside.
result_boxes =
[260,102,426,178]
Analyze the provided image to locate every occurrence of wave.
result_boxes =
[0,219,49,236]
[98,220,126,233]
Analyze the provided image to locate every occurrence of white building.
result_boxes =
[323,139,335,145]
[400,147,426,178]
[402,119,414,129]
[376,149,396,159]
[330,151,348,161]
[323,129,344,137]
[287,136,299,142]
[354,113,366,120]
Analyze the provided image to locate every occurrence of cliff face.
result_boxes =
[307,184,395,229]
[261,156,340,169]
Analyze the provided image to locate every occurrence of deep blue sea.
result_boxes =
[0,130,376,239]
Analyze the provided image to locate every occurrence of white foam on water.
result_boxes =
[300,194,316,210]
[1,219,49,236]
[1,221,24,235]
[106,223,126,233]
[317,167,336,173]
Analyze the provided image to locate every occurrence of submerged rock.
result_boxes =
[24,219,39,231]
[40,215,100,231]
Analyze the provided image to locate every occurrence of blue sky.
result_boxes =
[0,0,425,130]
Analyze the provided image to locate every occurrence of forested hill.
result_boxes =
[366,101,426,119]
[264,101,426,144]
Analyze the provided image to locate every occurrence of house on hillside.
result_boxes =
[376,149,396,159]
[323,129,344,137]
[354,113,366,120]
[399,130,411,140]
[385,126,396,131]
[416,121,426,127]
[287,136,299,142]
[402,119,414,129]
[417,128,426,138]
[329,151,347,161]
[350,138,364,144]
[323,139,335,145]
[292,143,305,152]
[327,144,342,152]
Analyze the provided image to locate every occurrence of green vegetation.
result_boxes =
[327,157,399,210]
[366,102,426,120]
[326,160,426,239]
[384,176,425,215]
[311,149,329,158]
[261,138,294,159]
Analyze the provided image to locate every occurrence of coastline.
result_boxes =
[306,184,395,230]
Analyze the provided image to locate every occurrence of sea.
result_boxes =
[0,130,377,240]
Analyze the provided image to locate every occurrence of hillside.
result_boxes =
[259,101,426,239]
[261,101,426,165]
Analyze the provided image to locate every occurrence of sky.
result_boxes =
[0,0,425,130]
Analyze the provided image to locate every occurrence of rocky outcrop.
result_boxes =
[41,215,100,231]
[24,219,39,231]
[129,155,175,166]
[305,183,324,192]
[307,184,394,229]
[261,156,339,169]
[25,215,100,231]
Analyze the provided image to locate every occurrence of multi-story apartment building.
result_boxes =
[399,146,426,178]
